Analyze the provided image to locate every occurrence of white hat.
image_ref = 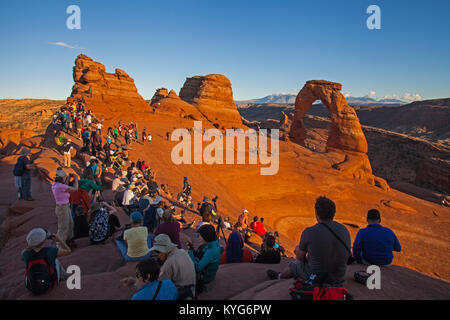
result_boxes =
[242,209,249,214]
[26,228,47,248]
[55,169,67,178]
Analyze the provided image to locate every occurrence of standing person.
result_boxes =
[182,177,191,197]
[14,148,36,201]
[142,128,147,143]
[22,228,72,295]
[51,169,79,248]
[62,140,74,168]
[352,209,402,266]
[267,196,351,285]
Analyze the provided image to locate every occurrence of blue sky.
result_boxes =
[0,0,449,101]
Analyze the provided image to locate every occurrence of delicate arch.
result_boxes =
[289,80,368,154]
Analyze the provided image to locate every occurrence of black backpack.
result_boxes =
[13,156,26,177]
[25,249,57,295]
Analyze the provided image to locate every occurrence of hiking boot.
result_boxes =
[267,269,280,280]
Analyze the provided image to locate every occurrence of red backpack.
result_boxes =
[290,280,353,300]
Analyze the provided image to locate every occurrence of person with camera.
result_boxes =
[51,169,79,249]
[187,224,222,296]
[198,196,218,221]
[22,228,72,294]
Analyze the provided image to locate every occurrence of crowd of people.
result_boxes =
[18,101,403,300]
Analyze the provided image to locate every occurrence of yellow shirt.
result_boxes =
[123,227,150,258]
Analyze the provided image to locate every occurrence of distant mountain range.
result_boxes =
[236,94,408,106]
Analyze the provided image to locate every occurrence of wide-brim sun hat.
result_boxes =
[149,234,177,253]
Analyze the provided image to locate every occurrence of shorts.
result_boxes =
[289,259,312,281]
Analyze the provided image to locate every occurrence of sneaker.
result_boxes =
[267,269,280,280]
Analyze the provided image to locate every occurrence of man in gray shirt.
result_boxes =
[267,196,351,285]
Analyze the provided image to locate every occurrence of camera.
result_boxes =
[212,196,219,202]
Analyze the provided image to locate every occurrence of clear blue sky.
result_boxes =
[1,0,449,101]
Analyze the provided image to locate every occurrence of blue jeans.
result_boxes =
[21,174,32,200]
[115,236,153,262]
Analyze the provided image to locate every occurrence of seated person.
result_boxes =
[250,216,267,237]
[22,228,71,294]
[196,210,212,231]
[235,209,249,231]
[115,211,152,262]
[89,202,118,245]
[220,216,233,230]
[131,259,178,300]
[149,234,197,300]
[73,205,90,240]
[114,185,126,206]
[220,231,254,264]
[266,196,351,285]
[111,173,126,192]
[188,224,222,295]
[154,210,182,249]
[352,209,402,266]
[254,234,281,264]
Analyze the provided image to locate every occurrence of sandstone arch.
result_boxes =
[289,80,368,153]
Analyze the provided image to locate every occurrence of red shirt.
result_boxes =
[69,188,91,214]
[251,221,267,237]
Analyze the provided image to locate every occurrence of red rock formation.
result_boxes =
[289,80,388,190]
[179,74,243,126]
[150,88,169,105]
[68,54,149,115]
[290,80,368,153]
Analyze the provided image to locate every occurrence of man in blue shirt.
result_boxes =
[132,259,178,300]
[353,209,402,266]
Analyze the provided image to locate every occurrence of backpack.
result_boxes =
[143,205,158,232]
[289,278,353,301]
[13,156,26,177]
[25,249,57,295]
